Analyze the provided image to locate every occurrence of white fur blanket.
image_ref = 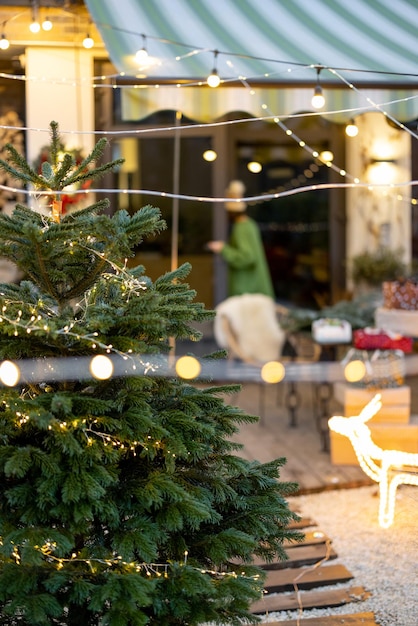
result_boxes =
[214,294,285,363]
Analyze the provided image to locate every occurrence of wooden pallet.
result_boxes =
[262,613,379,625]
[250,514,379,625]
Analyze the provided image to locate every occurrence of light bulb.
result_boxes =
[30,19,41,33]
[311,84,325,109]
[247,161,262,173]
[135,48,148,62]
[90,355,113,380]
[0,34,9,50]
[83,34,94,49]
[207,69,220,88]
[345,121,358,137]
[203,149,217,162]
[42,17,53,31]
[175,356,201,380]
[319,150,334,163]
[0,360,20,387]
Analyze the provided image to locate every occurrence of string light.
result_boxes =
[175,356,201,380]
[0,533,261,584]
[202,149,217,162]
[29,19,40,33]
[0,360,20,387]
[0,32,9,50]
[135,34,148,63]
[0,59,415,207]
[345,118,359,137]
[247,160,262,173]
[42,15,53,32]
[29,9,41,34]
[83,33,94,49]
[207,50,220,88]
[90,354,114,380]
[311,66,325,109]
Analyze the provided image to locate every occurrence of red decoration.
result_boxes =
[353,328,413,352]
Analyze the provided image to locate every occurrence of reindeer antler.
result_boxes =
[358,393,382,423]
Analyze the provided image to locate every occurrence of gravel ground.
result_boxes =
[261,485,418,625]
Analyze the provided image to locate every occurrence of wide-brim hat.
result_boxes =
[225,179,247,212]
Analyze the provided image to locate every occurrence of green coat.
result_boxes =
[221,216,275,298]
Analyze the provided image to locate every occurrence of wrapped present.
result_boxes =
[382,279,418,310]
[341,347,405,388]
[353,327,413,353]
[312,318,352,344]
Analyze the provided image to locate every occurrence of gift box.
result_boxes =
[341,347,406,388]
[375,307,418,338]
[353,328,413,353]
[312,318,352,344]
[382,280,418,310]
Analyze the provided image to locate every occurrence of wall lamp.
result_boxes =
[367,158,397,185]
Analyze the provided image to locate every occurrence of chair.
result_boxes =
[213,294,286,418]
[213,295,320,422]
[328,394,418,528]
[214,294,286,365]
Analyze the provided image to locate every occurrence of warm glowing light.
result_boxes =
[42,18,53,31]
[247,161,262,173]
[367,161,398,185]
[0,360,20,386]
[345,122,358,137]
[175,356,201,379]
[0,35,9,50]
[207,70,220,88]
[311,85,325,109]
[319,150,334,163]
[83,34,94,49]
[90,355,114,380]
[329,394,418,528]
[261,361,285,384]
[344,359,366,383]
[203,149,217,162]
[135,48,148,62]
[29,20,41,34]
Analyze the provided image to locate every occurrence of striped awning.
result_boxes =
[85,0,418,121]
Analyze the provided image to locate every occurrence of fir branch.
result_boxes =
[61,158,125,190]
[61,136,109,183]
[53,153,76,188]
[0,143,43,187]
[58,199,108,222]
[48,120,61,166]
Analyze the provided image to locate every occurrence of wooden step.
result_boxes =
[263,563,353,593]
[252,584,371,613]
[253,543,337,570]
[259,611,379,625]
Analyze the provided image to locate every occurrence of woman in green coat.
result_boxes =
[207,180,275,299]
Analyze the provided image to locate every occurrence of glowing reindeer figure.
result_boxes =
[329,394,418,528]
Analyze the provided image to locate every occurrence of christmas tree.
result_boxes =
[0,122,301,625]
